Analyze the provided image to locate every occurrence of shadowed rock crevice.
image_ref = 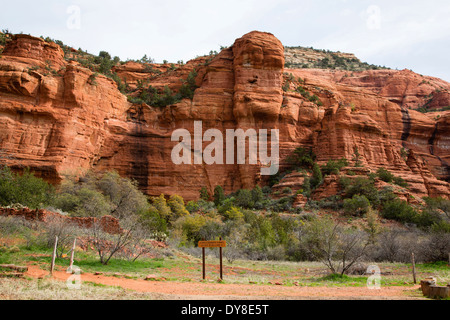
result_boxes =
[129,107,149,190]
[400,107,411,145]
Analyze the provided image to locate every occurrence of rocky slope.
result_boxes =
[284,46,386,71]
[0,31,448,201]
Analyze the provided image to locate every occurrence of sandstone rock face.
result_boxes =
[0,31,448,201]
[2,34,65,69]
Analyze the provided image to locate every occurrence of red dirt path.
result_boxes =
[25,265,425,300]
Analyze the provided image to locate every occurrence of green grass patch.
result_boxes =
[417,261,449,272]
[315,273,367,286]
[27,253,169,274]
[0,242,174,277]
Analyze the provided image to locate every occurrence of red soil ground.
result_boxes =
[25,264,425,300]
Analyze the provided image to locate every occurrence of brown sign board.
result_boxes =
[198,240,227,248]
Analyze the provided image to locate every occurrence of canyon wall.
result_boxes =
[0,32,448,200]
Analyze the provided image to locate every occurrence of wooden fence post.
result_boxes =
[68,238,77,273]
[50,236,58,275]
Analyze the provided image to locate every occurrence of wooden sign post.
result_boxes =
[198,238,226,280]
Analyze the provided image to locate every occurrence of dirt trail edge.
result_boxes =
[25,265,426,300]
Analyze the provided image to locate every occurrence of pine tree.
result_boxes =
[213,185,225,207]
[200,187,210,201]
[310,163,323,189]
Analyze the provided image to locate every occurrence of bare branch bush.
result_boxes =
[0,215,41,248]
[115,223,155,262]
[223,224,247,264]
[419,232,450,263]
[89,215,147,265]
[367,229,405,263]
[44,215,79,258]
[301,217,370,275]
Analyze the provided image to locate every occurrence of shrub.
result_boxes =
[381,199,417,224]
[196,199,216,214]
[431,220,450,233]
[213,185,225,207]
[420,232,450,262]
[234,189,254,209]
[377,186,398,204]
[310,163,323,189]
[247,216,276,250]
[198,220,223,241]
[352,147,363,167]
[341,177,379,207]
[0,216,34,237]
[175,214,220,245]
[302,178,312,198]
[218,197,235,215]
[251,186,264,208]
[185,200,199,214]
[268,196,294,213]
[73,187,112,217]
[52,193,80,213]
[295,86,306,95]
[224,223,247,263]
[305,200,320,211]
[151,194,171,221]
[0,32,6,46]
[318,195,343,210]
[282,187,292,195]
[199,187,210,201]
[167,194,189,221]
[302,217,370,275]
[261,186,272,194]
[369,229,412,263]
[0,166,54,209]
[266,245,286,261]
[97,171,149,218]
[419,197,450,231]
[224,207,244,221]
[90,215,148,265]
[287,147,316,169]
[376,168,394,183]
[343,195,370,216]
[178,70,198,100]
[53,171,149,220]
[44,216,80,258]
[423,197,450,219]
[139,205,168,236]
[321,158,349,176]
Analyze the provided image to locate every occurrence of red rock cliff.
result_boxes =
[0,31,448,200]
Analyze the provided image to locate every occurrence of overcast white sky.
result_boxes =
[1,0,450,81]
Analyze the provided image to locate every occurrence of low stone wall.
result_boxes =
[0,207,122,234]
